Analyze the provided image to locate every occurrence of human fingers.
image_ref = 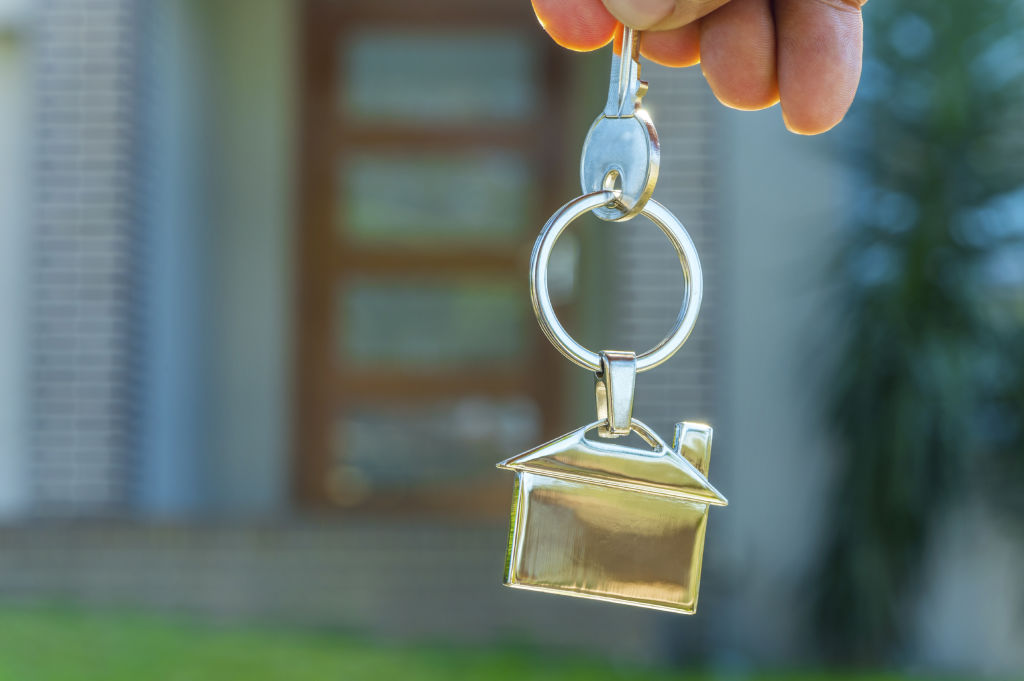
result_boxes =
[774,0,865,134]
[601,0,731,31]
[531,0,618,51]
[532,0,703,72]
[699,0,778,110]
[639,24,701,67]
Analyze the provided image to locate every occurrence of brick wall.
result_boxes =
[30,0,139,512]
[0,519,681,662]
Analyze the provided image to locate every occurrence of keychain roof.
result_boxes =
[498,420,727,506]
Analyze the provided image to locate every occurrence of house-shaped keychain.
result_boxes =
[500,22,725,615]
[497,419,727,614]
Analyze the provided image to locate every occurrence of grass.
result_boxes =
[0,606,966,681]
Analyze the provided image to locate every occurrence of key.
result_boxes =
[580,28,660,221]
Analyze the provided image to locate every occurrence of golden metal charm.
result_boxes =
[499,27,724,615]
[498,420,726,613]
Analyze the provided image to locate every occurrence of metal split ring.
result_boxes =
[529,190,703,373]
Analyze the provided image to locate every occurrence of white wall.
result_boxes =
[141,0,296,515]
[0,10,32,517]
[138,0,209,514]
[714,105,1024,674]
[197,0,296,513]
[915,503,1024,676]
[714,105,842,662]
[0,0,28,32]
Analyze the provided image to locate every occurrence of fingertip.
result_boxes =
[714,88,781,112]
[532,0,617,51]
[775,0,863,135]
[699,0,778,111]
[640,24,701,67]
[702,63,780,112]
[781,107,845,135]
[778,62,856,133]
[703,65,780,111]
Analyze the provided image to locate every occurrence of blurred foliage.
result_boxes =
[0,607,976,681]
[814,0,1024,663]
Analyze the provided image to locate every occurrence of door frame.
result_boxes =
[292,0,575,511]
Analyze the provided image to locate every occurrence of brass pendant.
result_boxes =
[497,27,726,614]
[498,420,726,614]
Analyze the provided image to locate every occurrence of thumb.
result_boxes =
[601,0,732,30]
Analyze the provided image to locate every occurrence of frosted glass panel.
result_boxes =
[331,398,540,497]
[343,32,537,122]
[340,278,525,367]
[340,153,531,245]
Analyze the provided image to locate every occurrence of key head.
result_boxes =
[580,109,660,222]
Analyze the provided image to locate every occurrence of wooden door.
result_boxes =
[294,0,574,511]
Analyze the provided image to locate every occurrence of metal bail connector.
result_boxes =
[595,351,637,437]
[580,27,660,222]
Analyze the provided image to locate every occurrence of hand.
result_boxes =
[532,0,866,134]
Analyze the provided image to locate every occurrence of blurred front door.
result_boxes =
[294,0,574,511]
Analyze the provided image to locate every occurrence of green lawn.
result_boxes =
[0,607,959,681]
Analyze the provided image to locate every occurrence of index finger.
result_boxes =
[532,0,618,51]
[532,0,700,67]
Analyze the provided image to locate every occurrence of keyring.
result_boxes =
[498,28,727,616]
[529,190,703,373]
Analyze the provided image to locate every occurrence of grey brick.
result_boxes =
[29,0,139,514]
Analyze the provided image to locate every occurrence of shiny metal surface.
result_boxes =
[498,419,722,613]
[595,351,636,438]
[530,191,703,372]
[498,418,725,504]
[606,27,642,118]
[580,27,660,221]
[500,25,723,616]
